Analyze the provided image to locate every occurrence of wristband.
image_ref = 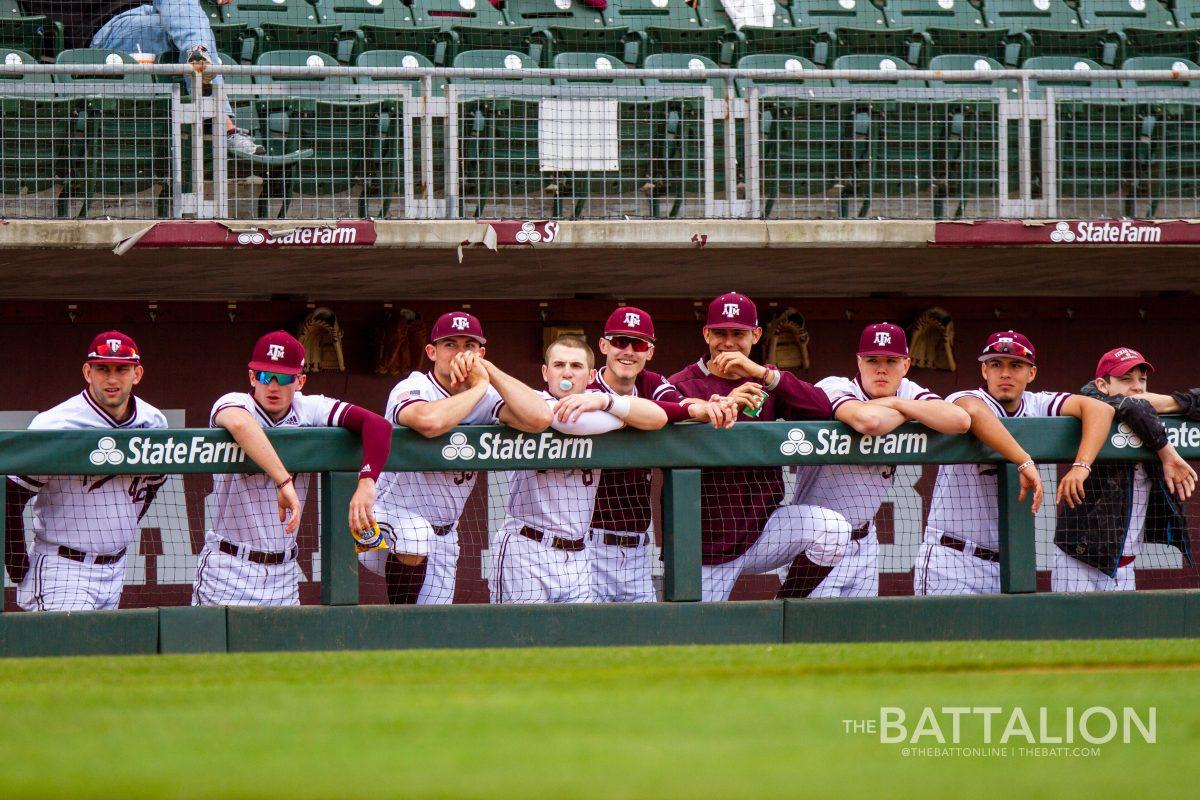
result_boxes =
[1072,461,1092,473]
[1016,460,1035,474]
[277,475,294,490]
[603,393,614,413]
[608,394,632,419]
[764,369,782,391]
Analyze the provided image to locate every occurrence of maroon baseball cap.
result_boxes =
[1095,347,1154,380]
[86,331,141,365]
[857,323,908,357]
[430,311,486,345]
[605,306,655,342]
[706,292,758,330]
[248,330,305,375]
[979,330,1036,365]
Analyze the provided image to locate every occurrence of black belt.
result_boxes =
[57,545,125,565]
[433,524,452,537]
[939,534,999,563]
[218,538,294,566]
[519,526,585,552]
[851,524,870,541]
[600,532,648,548]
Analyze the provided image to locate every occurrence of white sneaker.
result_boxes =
[228,128,266,156]
[186,45,215,85]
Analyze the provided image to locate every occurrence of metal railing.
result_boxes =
[2,62,1199,220]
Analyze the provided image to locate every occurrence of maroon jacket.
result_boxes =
[587,367,684,533]
[668,357,833,565]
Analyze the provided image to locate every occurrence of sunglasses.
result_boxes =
[982,341,1034,360]
[254,370,298,386]
[605,335,652,353]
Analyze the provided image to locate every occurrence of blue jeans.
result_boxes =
[90,0,233,118]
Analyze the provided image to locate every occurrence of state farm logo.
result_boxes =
[514,220,558,244]
[90,436,125,466]
[1111,422,1144,449]
[1048,221,1162,244]
[780,429,815,456]
[235,226,359,246]
[441,432,476,461]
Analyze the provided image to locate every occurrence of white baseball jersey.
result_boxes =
[207,391,349,551]
[504,390,621,540]
[791,375,941,529]
[1124,464,1151,556]
[10,390,168,554]
[926,388,1070,550]
[376,370,505,526]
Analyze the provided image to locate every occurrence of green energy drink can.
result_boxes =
[743,387,769,418]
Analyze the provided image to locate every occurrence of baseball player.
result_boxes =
[916,330,1115,596]
[778,323,971,599]
[362,311,553,605]
[490,335,668,604]
[5,331,167,612]
[585,306,739,603]
[193,331,391,607]
[1052,347,1196,592]
[668,292,852,602]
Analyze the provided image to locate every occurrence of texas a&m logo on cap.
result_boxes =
[451,315,470,331]
[874,331,892,346]
[723,303,741,318]
[86,330,141,364]
[267,344,286,361]
[624,311,641,328]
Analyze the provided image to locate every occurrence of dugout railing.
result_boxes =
[3,61,1200,220]
[2,418,1199,657]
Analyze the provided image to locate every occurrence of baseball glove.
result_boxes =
[298,307,346,373]
[374,309,425,376]
[763,308,810,371]
[908,306,956,372]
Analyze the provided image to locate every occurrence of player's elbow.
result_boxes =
[526,404,553,432]
[631,408,669,431]
[945,408,972,435]
[847,411,886,437]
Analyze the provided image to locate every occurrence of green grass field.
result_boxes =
[1,639,1196,799]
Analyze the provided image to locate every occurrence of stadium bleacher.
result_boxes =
[2,0,1200,220]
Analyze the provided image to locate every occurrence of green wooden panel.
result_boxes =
[662,468,702,602]
[225,601,784,652]
[0,418,1196,476]
[320,471,361,606]
[158,605,228,654]
[998,463,1037,594]
[0,608,159,657]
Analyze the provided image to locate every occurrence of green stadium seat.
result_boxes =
[733,53,833,96]
[981,0,1106,64]
[551,51,639,84]
[510,0,612,65]
[405,0,533,66]
[356,49,442,217]
[884,0,1006,65]
[830,52,926,85]
[1077,0,1189,65]
[1021,54,1118,95]
[789,0,904,65]
[927,52,1017,96]
[53,50,172,218]
[0,0,63,60]
[450,47,548,85]
[691,0,800,66]
[253,48,354,85]
[201,0,250,59]
[1119,53,1200,84]
[311,0,418,63]
[641,51,727,94]
[218,0,341,62]
[0,48,72,213]
[603,0,725,65]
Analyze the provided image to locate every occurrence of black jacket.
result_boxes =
[1053,384,1198,577]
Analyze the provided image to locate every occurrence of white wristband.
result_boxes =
[608,394,632,419]
[764,369,782,391]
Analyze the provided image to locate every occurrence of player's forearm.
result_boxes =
[772,371,834,420]
[550,407,625,436]
[487,364,552,432]
[621,396,669,430]
[965,407,1032,465]
[340,405,391,481]
[217,412,291,483]
[892,398,972,435]
[836,402,906,436]
[402,382,488,438]
[1071,396,1116,465]
[1140,391,1184,414]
